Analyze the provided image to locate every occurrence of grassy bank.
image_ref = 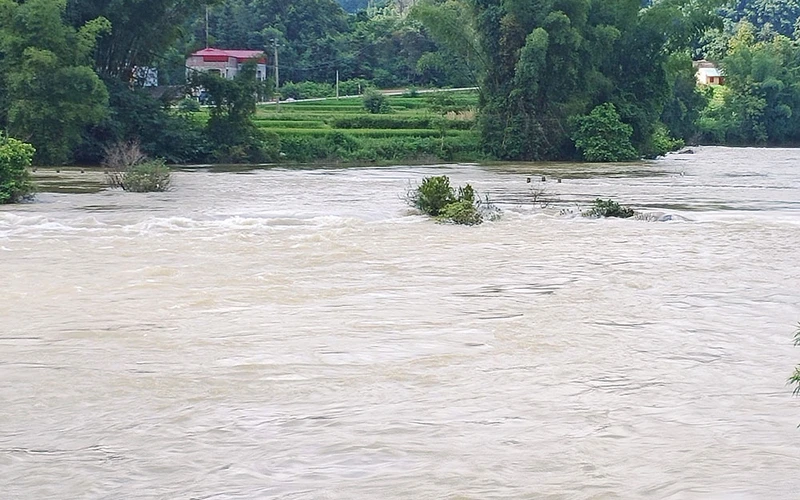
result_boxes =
[251,90,481,164]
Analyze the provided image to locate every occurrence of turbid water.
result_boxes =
[2,146,800,499]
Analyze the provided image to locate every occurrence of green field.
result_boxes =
[250,91,482,163]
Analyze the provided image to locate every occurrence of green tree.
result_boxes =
[571,103,638,162]
[661,52,709,142]
[65,0,209,82]
[192,61,278,162]
[723,0,800,39]
[417,0,719,161]
[0,133,35,204]
[0,0,110,164]
[201,0,349,83]
[707,22,800,145]
[76,81,207,165]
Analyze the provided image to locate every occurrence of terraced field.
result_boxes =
[252,91,481,163]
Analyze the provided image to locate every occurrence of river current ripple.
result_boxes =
[2,146,800,499]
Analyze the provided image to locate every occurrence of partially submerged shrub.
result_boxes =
[409,175,455,216]
[437,199,482,225]
[407,175,498,225]
[0,133,35,204]
[120,159,171,192]
[104,140,171,192]
[583,198,635,218]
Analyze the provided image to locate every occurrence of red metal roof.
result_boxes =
[191,48,266,62]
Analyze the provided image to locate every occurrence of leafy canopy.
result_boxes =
[0,133,35,204]
[0,0,109,164]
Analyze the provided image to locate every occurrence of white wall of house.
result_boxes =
[186,56,267,82]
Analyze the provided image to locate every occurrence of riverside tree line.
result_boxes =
[1,0,800,178]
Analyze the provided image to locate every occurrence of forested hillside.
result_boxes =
[1,0,799,166]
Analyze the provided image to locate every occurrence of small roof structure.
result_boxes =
[693,60,725,85]
[190,48,266,63]
[700,67,722,78]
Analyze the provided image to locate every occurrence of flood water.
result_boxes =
[2,146,800,499]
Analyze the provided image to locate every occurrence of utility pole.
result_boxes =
[271,39,280,110]
[205,7,210,48]
[271,40,280,90]
[272,40,280,109]
[336,70,339,99]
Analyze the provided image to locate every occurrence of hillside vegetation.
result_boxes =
[1,0,800,168]
[204,90,480,163]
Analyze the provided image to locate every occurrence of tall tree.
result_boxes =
[0,0,110,164]
[416,0,720,160]
[65,0,210,82]
[717,23,800,144]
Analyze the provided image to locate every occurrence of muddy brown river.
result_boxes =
[2,146,800,498]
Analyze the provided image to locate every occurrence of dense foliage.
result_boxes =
[2,0,800,170]
[571,103,638,162]
[446,0,721,161]
[0,134,35,203]
[189,0,472,88]
[698,22,800,145]
[191,62,279,162]
[407,174,488,224]
[0,0,110,164]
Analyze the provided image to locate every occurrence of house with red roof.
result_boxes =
[186,48,268,81]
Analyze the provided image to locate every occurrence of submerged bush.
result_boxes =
[410,175,455,216]
[583,198,635,218]
[407,175,497,225]
[0,133,35,204]
[437,199,482,225]
[120,159,171,192]
[104,141,171,192]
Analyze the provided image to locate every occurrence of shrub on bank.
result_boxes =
[571,103,638,162]
[0,133,35,204]
[275,133,480,163]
